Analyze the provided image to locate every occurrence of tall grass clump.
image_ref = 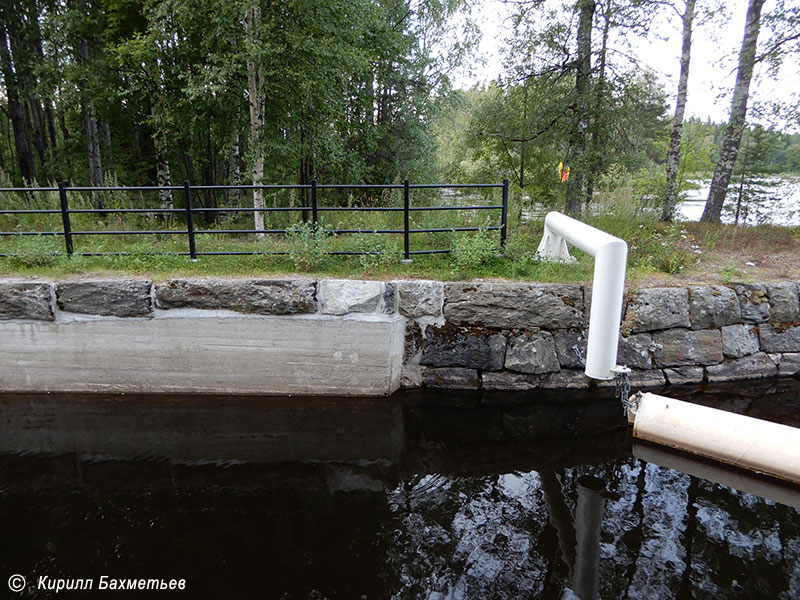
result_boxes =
[285,221,329,271]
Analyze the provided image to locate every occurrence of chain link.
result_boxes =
[613,367,633,415]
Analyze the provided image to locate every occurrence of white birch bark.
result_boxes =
[152,103,172,210]
[701,0,765,223]
[663,0,697,221]
[245,3,266,237]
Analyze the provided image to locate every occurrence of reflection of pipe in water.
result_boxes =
[572,476,606,600]
[634,441,800,510]
[539,471,576,577]
[627,393,800,485]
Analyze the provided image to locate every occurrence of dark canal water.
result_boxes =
[1,379,799,599]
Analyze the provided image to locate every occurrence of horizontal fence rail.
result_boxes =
[0,179,509,260]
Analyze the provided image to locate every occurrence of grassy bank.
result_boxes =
[3,212,799,286]
[2,182,799,284]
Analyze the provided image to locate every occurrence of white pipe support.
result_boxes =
[536,212,628,380]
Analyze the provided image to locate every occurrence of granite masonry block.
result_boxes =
[154,278,317,314]
[56,279,152,317]
[421,367,480,390]
[766,282,799,323]
[382,282,397,314]
[397,280,444,318]
[653,328,723,367]
[0,281,53,320]
[706,353,777,383]
[596,369,666,389]
[721,324,760,358]
[775,353,800,377]
[553,329,588,369]
[420,322,507,370]
[735,284,770,324]
[444,282,583,329]
[627,287,690,332]
[758,324,800,353]
[662,366,705,385]
[319,279,383,315]
[504,330,560,374]
[404,321,424,362]
[481,370,589,391]
[618,333,654,370]
[688,285,740,329]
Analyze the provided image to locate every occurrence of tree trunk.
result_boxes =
[228,133,243,207]
[245,3,266,237]
[29,97,48,168]
[150,103,172,209]
[663,0,697,221]
[101,118,113,171]
[82,103,104,188]
[586,0,612,207]
[701,0,764,223]
[77,36,104,203]
[0,24,35,184]
[564,0,595,215]
[299,153,313,223]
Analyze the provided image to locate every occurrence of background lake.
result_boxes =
[678,177,800,226]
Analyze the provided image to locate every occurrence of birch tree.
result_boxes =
[701,0,765,223]
[244,2,266,236]
[662,0,697,221]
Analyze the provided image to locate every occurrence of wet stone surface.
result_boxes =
[0,281,53,320]
[56,279,152,317]
[420,322,507,371]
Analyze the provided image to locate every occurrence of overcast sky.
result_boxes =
[452,0,796,127]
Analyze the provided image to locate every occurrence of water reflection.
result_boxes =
[0,381,798,598]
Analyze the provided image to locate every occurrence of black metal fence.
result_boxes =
[0,179,509,260]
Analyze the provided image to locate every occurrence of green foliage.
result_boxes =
[450,228,498,275]
[6,235,63,269]
[355,234,398,273]
[719,262,750,285]
[285,221,329,272]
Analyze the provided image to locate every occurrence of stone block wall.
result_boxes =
[1,277,799,395]
[401,281,800,391]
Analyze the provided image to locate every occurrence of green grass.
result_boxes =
[5,185,795,284]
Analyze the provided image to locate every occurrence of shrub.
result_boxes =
[285,221,328,271]
[7,235,62,268]
[451,228,498,274]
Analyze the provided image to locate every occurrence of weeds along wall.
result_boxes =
[0,278,799,395]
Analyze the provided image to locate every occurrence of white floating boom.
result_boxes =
[628,393,800,485]
[537,212,628,380]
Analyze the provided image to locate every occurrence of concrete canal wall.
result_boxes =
[1,278,799,395]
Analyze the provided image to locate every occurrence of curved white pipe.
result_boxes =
[537,212,628,380]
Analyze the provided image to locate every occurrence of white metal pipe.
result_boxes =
[628,393,800,485]
[537,212,628,380]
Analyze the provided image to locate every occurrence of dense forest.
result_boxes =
[1,0,798,222]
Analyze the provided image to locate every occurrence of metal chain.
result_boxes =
[613,367,633,415]
[572,344,586,367]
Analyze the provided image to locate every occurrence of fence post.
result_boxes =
[311,179,318,226]
[183,180,197,260]
[58,181,73,255]
[403,179,411,262]
[501,178,509,248]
